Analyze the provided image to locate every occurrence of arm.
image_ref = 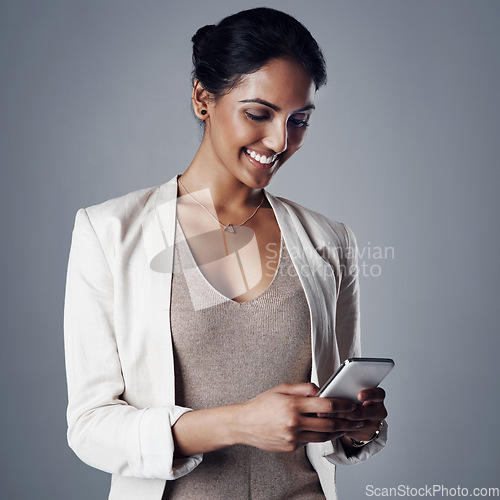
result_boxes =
[64,208,201,479]
[171,383,363,457]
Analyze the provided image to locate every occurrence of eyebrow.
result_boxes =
[238,98,315,113]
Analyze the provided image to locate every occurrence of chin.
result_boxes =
[246,170,278,190]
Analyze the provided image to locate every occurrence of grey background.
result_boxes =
[1,0,499,498]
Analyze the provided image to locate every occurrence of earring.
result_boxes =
[201,109,207,115]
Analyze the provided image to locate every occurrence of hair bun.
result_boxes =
[190,8,326,96]
[192,24,216,64]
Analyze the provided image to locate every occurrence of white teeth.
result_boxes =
[245,148,277,165]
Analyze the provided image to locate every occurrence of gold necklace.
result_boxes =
[178,177,265,234]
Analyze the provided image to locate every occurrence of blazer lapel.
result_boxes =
[265,191,339,387]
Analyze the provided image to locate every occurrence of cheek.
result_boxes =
[233,127,255,146]
[288,128,309,151]
[218,110,257,147]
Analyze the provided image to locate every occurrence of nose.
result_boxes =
[263,120,288,154]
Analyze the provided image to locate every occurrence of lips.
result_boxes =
[244,147,279,166]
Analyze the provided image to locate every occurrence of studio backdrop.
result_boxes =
[0,1,499,499]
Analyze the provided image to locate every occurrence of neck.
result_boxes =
[179,150,264,212]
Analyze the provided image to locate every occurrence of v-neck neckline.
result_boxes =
[174,218,284,305]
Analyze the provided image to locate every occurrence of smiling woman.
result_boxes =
[63,7,388,500]
[191,58,316,189]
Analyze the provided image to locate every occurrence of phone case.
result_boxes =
[316,357,394,402]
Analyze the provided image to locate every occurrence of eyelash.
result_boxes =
[290,118,310,128]
[245,112,310,127]
[245,112,268,122]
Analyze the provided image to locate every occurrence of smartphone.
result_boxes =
[316,357,394,402]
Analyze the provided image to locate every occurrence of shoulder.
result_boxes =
[270,194,357,252]
[70,184,166,258]
[83,185,160,226]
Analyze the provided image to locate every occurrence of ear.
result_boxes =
[192,79,211,119]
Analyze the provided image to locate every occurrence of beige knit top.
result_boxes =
[162,220,325,500]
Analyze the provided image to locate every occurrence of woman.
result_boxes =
[64,7,388,500]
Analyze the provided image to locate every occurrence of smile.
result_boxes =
[244,147,278,165]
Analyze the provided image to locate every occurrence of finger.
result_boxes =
[357,405,388,422]
[274,383,320,397]
[297,397,357,415]
[316,405,356,418]
[334,402,387,422]
[357,386,386,403]
[299,415,364,434]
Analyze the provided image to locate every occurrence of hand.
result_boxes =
[336,387,388,444]
[172,383,372,457]
[233,383,364,452]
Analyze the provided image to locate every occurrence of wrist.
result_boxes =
[222,403,245,447]
[172,404,242,456]
[228,401,252,447]
[342,421,384,454]
[348,428,381,448]
[205,404,243,449]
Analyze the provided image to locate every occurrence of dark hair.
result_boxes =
[191,7,327,97]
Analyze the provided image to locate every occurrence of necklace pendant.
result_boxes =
[224,224,236,233]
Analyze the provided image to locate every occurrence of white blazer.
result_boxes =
[64,175,387,500]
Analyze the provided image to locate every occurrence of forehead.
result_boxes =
[227,59,316,110]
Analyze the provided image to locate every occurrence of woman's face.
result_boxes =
[202,58,316,189]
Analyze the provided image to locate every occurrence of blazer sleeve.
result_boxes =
[325,222,388,466]
[64,208,202,479]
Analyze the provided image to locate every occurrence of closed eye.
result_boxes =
[245,112,270,122]
[289,117,310,128]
